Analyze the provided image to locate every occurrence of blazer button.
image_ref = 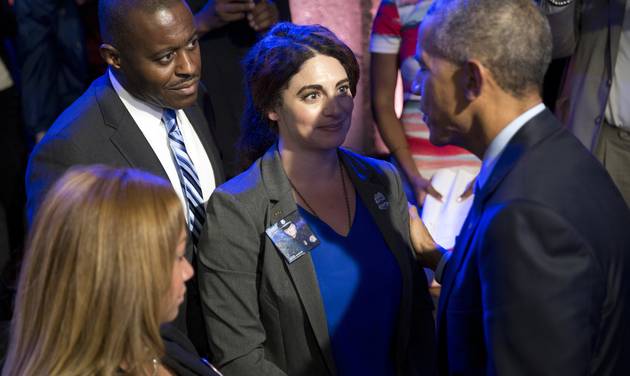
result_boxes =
[595,116,602,125]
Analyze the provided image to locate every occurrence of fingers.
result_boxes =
[416,190,427,206]
[248,0,279,31]
[457,176,476,202]
[216,0,255,23]
[425,184,443,202]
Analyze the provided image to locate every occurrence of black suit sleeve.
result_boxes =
[478,200,597,375]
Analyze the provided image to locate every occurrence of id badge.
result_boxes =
[265,210,320,263]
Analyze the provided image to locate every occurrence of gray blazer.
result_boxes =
[198,146,436,376]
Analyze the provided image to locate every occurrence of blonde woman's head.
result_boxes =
[3,165,190,375]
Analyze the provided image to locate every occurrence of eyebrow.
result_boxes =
[151,32,198,59]
[295,79,350,96]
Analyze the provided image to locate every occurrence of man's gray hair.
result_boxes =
[423,0,552,97]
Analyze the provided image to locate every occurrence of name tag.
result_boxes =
[266,210,320,263]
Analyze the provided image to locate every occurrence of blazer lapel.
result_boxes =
[339,149,414,370]
[437,109,562,322]
[94,75,168,179]
[259,146,337,375]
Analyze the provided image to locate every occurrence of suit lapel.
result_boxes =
[93,75,168,179]
[259,146,337,375]
[437,109,562,323]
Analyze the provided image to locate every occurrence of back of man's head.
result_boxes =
[98,0,181,51]
[423,0,552,98]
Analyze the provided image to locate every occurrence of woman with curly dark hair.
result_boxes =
[197,23,436,376]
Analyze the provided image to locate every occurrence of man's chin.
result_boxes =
[164,93,198,110]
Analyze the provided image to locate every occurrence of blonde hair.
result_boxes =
[2,166,185,375]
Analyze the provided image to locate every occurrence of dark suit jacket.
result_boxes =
[437,109,630,375]
[161,323,222,376]
[25,73,225,356]
[198,146,436,376]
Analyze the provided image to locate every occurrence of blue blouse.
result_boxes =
[299,195,402,376]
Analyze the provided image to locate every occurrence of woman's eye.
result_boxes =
[338,85,351,95]
[303,92,320,101]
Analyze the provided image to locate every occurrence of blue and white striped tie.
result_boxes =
[162,109,205,247]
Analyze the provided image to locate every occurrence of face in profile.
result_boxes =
[413,23,468,148]
[161,230,194,323]
[268,54,354,152]
[114,1,201,109]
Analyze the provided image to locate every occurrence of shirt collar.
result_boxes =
[108,69,164,124]
[476,103,545,191]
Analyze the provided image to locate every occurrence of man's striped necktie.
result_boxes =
[162,109,205,247]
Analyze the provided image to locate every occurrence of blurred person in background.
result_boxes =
[370,0,479,207]
[190,0,291,178]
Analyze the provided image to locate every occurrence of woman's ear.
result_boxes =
[267,111,279,122]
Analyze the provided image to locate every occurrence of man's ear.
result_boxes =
[462,59,483,101]
[99,44,121,69]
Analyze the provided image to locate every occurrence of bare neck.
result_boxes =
[278,143,341,184]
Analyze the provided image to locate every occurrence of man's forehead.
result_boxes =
[123,2,194,50]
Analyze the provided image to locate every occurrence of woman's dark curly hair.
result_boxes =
[237,22,360,168]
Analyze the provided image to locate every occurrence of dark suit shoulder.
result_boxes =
[42,76,112,145]
[493,124,630,260]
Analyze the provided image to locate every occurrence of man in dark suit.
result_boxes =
[408,0,630,374]
[26,0,224,356]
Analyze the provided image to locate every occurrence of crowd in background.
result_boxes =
[1,0,629,375]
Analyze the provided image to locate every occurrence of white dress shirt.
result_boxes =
[108,70,215,218]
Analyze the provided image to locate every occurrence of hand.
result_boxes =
[410,174,442,205]
[408,204,443,270]
[247,0,279,32]
[195,0,255,34]
[457,176,476,202]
